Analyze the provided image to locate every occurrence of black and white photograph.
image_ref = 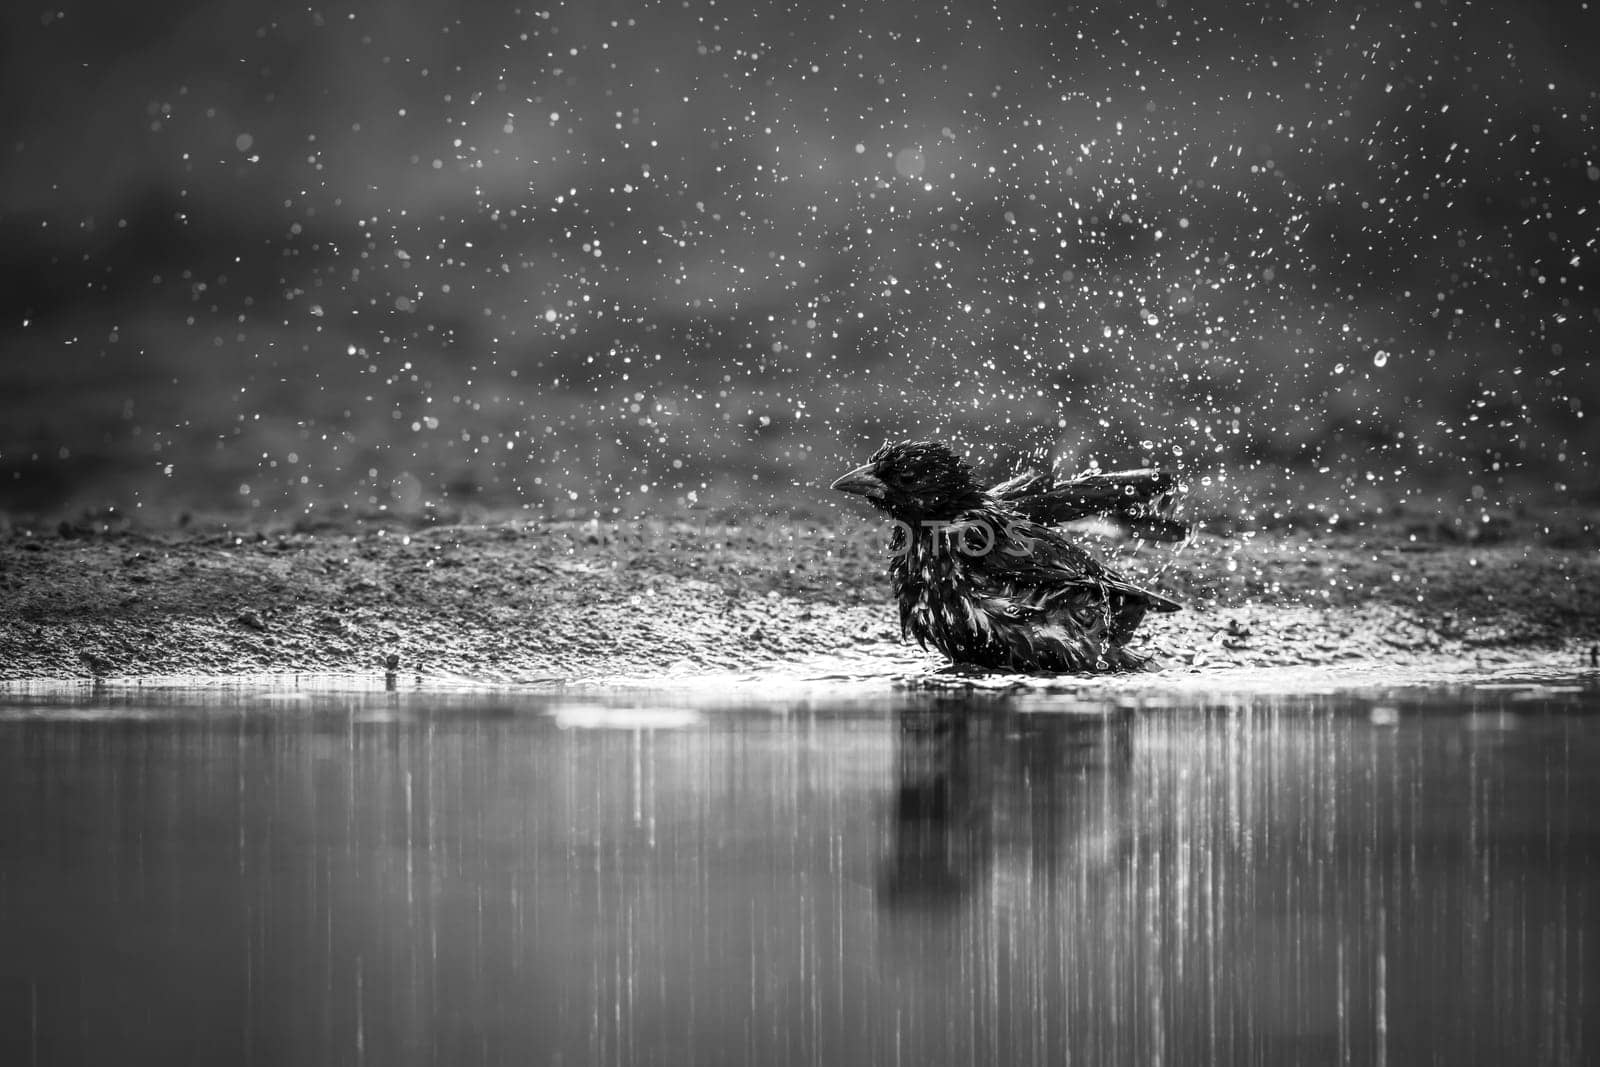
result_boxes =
[1,0,1596,1063]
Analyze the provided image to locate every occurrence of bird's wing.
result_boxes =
[989,468,1189,542]
[959,513,1181,613]
[987,469,1052,499]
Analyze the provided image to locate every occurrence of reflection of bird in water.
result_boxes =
[879,708,985,912]
[878,704,1136,914]
[832,441,1185,673]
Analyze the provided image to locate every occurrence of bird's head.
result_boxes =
[830,440,984,520]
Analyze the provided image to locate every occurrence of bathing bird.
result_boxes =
[831,440,1184,672]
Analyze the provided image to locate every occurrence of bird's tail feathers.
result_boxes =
[1108,578,1182,614]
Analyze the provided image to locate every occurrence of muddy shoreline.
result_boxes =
[2,511,1596,687]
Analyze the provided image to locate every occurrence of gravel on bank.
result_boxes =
[1,510,1596,687]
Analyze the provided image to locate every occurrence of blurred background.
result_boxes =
[1,0,1594,523]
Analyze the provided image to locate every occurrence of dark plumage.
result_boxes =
[831,440,1185,673]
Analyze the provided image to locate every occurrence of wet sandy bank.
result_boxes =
[1,512,1596,686]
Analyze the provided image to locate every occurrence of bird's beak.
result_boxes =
[830,463,888,499]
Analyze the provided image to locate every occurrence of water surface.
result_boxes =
[1,680,1596,1066]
